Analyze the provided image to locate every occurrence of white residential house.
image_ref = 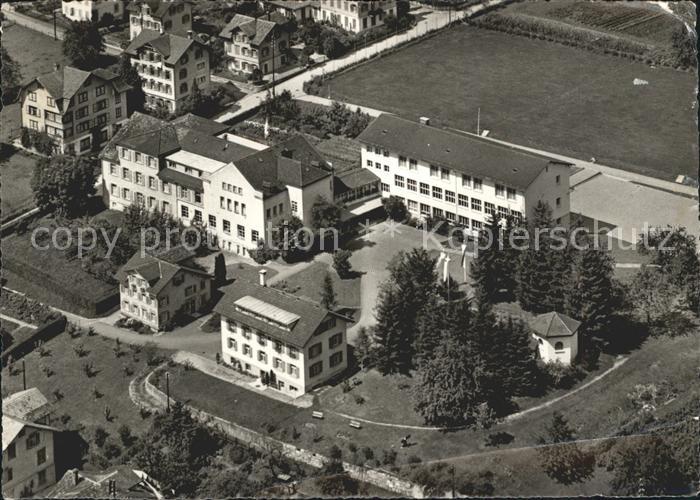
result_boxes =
[530,312,580,365]
[356,114,572,235]
[61,0,123,23]
[127,0,193,40]
[125,30,210,113]
[313,0,397,33]
[215,270,351,397]
[100,112,335,258]
[19,65,131,155]
[116,246,213,331]
[219,13,291,76]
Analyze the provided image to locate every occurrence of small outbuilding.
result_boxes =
[529,312,580,366]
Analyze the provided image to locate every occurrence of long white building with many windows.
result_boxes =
[215,271,350,397]
[356,114,572,233]
[100,112,335,257]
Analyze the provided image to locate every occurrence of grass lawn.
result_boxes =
[273,261,361,308]
[154,367,300,432]
[0,147,38,222]
[226,261,278,283]
[1,318,22,331]
[1,330,167,437]
[3,23,69,88]
[1,216,118,316]
[157,326,699,496]
[321,25,697,180]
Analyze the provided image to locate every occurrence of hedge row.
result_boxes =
[471,13,685,69]
[3,255,119,317]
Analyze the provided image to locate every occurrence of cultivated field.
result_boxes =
[320,25,698,180]
[0,148,38,223]
[508,0,686,48]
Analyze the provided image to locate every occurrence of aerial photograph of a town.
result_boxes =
[0,0,698,498]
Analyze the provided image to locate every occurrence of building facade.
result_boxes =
[127,0,192,40]
[2,389,59,499]
[314,0,397,33]
[530,312,580,365]
[101,112,335,258]
[267,0,316,22]
[125,31,210,113]
[357,114,572,236]
[215,271,350,397]
[116,247,213,331]
[19,65,130,155]
[61,0,123,23]
[219,14,291,76]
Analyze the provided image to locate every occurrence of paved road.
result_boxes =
[214,1,513,123]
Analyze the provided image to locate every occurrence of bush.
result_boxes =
[540,361,585,389]
[249,241,279,264]
[333,250,353,279]
[94,426,109,448]
[316,474,358,496]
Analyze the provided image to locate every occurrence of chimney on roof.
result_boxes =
[54,63,61,72]
[419,116,430,126]
[259,269,267,287]
[71,469,80,486]
[187,30,193,39]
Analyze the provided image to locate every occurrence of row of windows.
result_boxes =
[228,321,300,358]
[228,340,302,377]
[308,331,343,359]
[397,196,523,228]
[219,197,247,216]
[266,203,286,219]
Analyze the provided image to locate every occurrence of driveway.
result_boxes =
[344,221,458,343]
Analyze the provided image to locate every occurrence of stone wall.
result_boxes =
[142,370,423,497]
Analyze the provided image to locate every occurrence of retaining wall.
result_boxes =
[142,371,423,497]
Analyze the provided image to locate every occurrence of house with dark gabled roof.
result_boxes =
[357,113,573,234]
[529,312,580,365]
[219,12,291,76]
[215,270,351,397]
[19,64,131,155]
[125,28,210,113]
[127,0,193,40]
[116,246,213,331]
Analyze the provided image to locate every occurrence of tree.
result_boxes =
[214,253,227,287]
[499,317,539,396]
[628,267,676,326]
[200,469,258,498]
[31,155,96,217]
[310,195,342,231]
[1,48,22,101]
[640,226,700,315]
[373,248,439,373]
[373,282,410,374]
[671,25,697,69]
[320,272,337,310]
[63,21,105,70]
[133,402,223,495]
[611,435,690,495]
[412,308,487,427]
[116,52,145,113]
[517,201,571,313]
[537,412,594,484]
[271,216,309,261]
[382,195,409,222]
[470,216,504,304]
[333,249,353,278]
[566,247,617,335]
[354,327,375,370]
